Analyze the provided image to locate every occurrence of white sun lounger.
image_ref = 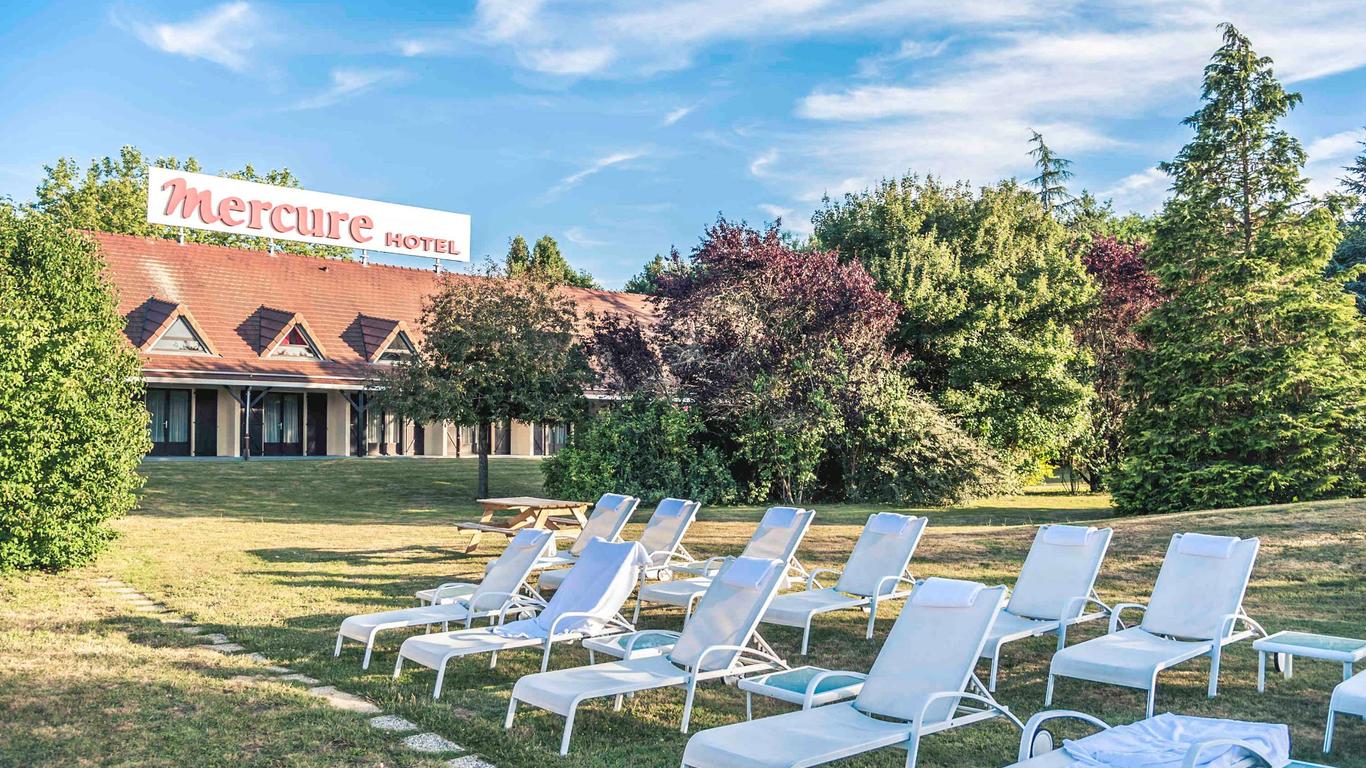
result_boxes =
[1326,668,1366,752]
[760,512,926,655]
[681,577,1022,768]
[506,555,790,755]
[540,497,698,592]
[636,507,814,623]
[393,537,649,698]
[1048,532,1267,718]
[336,528,553,669]
[1006,710,1291,767]
[981,524,1113,691]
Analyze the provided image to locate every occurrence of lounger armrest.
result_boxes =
[689,643,785,677]
[623,629,682,654]
[806,568,842,592]
[1016,710,1111,762]
[546,610,605,639]
[467,590,520,614]
[913,690,1024,738]
[873,574,917,598]
[1108,602,1147,634]
[430,582,473,602]
[1180,738,1280,768]
[1060,595,1110,623]
[496,595,546,625]
[802,669,868,709]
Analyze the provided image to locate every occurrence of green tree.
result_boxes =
[506,233,599,288]
[0,206,150,571]
[813,175,1095,478]
[373,267,593,497]
[1028,130,1076,215]
[1066,191,1154,247]
[1113,24,1366,514]
[32,145,352,258]
[1330,134,1366,312]
[623,249,692,295]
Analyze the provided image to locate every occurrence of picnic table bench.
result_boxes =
[454,496,592,553]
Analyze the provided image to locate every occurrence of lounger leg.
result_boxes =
[633,597,643,624]
[1145,685,1156,719]
[489,650,499,669]
[1325,710,1336,752]
[989,654,1000,693]
[904,730,922,768]
[560,710,576,756]
[801,623,812,656]
[745,691,753,720]
[504,697,518,729]
[682,678,699,733]
[1258,651,1266,692]
[1208,652,1222,699]
[393,655,404,678]
[588,649,596,665]
[865,607,877,640]
[362,637,375,671]
[1044,674,1055,706]
[334,632,344,658]
[613,694,624,711]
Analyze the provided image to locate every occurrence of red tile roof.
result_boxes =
[94,231,657,389]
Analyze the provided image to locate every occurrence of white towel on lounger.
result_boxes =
[910,577,983,608]
[494,538,647,639]
[1063,713,1289,768]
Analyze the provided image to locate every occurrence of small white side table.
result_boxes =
[1253,630,1366,692]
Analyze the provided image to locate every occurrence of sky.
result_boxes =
[2,1,1366,288]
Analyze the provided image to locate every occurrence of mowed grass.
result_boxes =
[1,458,1363,767]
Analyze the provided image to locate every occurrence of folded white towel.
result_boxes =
[868,512,914,536]
[912,577,984,608]
[761,507,801,529]
[1177,532,1238,559]
[494,539,648,639]
[719,556,781,590]
[654,498,687,517]
[1063,712,1289,768]
[1041,525,1096,547]
[507,529,552,551]
[596,493,633,514]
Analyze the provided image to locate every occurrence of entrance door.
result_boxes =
[194,389,218,457]
[262,393,303,456]
[305,393,327,456]
[146,389,191,457]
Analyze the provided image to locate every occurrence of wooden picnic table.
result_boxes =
[454,496,592,553]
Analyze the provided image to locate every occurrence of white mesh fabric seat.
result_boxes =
[528,493,640,583]
[1006,711,1289,768]
[682,578,1020,768]
[336,529,553,670]
[393,538,647,699]
[506,556,790,755]
[980,525,1113,691]
[1048,533,1266,717]
[637,507,814,623]
[761,513,927,654]
[540,498,697,592]
[1326,670,1366,752]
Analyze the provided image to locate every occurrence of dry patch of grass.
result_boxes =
[3,459,1363,767]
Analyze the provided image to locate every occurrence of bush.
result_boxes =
[542,396,737,505]
[0,209,149,571]
[839,370,1010,505]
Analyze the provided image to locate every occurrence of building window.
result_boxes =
[493,418,511,455]
[366,408,383,444]
[264,393,300,444]
[146,388,191,456]
[534,422,569,455]
[150,317,211,354]
[271,326,322,359]
[377,331,416,364]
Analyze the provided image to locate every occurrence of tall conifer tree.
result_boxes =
[1028,130,1075,215]
[1113,25,1366,513]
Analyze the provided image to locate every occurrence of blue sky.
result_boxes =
[3,1,1366,288]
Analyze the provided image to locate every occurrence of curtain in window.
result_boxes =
[281,395,300,443]
[167,390,190,443]
[265,395,282,442]
[147,392,167,443]
[367,409,382,443]
[494,419,511,454]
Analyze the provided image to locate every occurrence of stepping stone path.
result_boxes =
[92,576,497,767]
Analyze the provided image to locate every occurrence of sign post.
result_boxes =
[145,168,471,263]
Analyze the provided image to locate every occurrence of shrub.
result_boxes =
[0,209,149,571]
[542,396,737,505]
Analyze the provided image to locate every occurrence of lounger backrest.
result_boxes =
[471,529,553,606]
[531,538,648,634]
[668,556,786,672]
[1006,525,1113,621]
[1140,533,1260,641]
[570,494,641,556]
[853,579,1007,725]
[637,498,701,557]
[834,513,927,597]
[740,507,814,562]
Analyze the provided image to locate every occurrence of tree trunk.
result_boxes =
[477,419,491,498]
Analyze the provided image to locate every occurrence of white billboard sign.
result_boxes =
[146,167,470,262]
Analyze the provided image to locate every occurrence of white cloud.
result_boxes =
[856,37,953,78]
[1099,167,1170,213]
[759,203,813,235]
[548,150,648,198]
[293,68,405,111]
[662,104,697,126]
[125,1,261,71]
[1305,127,1366,194]
[564,226,608,247]
[749,149,778,178]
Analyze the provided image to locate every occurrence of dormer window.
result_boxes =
[271,326,322,359]
[377,331,416,364]
[151,317,210,354]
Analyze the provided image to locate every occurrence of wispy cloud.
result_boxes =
[749,149,778,178]
[292,68,405,111]
[547,150,648,198]
[662,104,698,126]
[565,226,608,247]
[856,37,953,78]
[122,1,262,71]
[1305,127,1366,194]
[1099,167,1170,213]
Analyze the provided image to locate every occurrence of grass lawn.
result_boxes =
[3,458,1364,767]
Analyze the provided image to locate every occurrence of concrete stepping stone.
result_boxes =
[369,715,419,732]
[200,633,230,644]
[229,675,263,684]
[446,757,495,768]
[178,627,204,635]
[402,733,462,753]
[306,686,380,714]
[160,616,189,624]
[261,665,292,674]
[245,652,270,663]
[274,673,319,685]
[203,643,246,653]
